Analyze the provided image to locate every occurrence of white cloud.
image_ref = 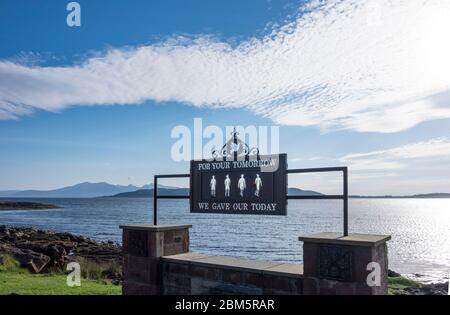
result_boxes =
[342,137,450,162]
[287,137,450,194]
[291,137,450,172]
[1,0,450,132]
[339,137,450,173]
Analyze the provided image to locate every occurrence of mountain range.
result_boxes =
[0,182,448,198]
[349,193,450,198]
[107,189,450,198]
[0,182,178,198]
[0,183,323,198]
[107,187,323,198]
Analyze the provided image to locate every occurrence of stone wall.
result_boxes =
[161,253,303,295]
[121,225,391,295]
[121,224,191,295]
[300,233,391,295]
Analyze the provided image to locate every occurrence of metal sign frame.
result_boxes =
[153,165,348,236]
[153,128,348,235]
[286,167,348,236]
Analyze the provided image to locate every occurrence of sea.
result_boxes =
[0,197,449,283]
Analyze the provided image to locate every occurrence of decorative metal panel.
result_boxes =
[128,230,148,257]
[212,128,259,159]
[319,245,353,281]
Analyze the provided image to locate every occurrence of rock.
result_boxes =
[111,279,120,285]
[45,244,67,267]
[0,201,60,210]
[392,281,449,296]
[0,225,122,273]
[0,245,51,273]
[388,269,401,277]
[424,282,449,295]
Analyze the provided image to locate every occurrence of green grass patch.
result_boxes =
[0,270,121,295]
[0,255,121,295]
[0,254,21,272]
[388,276,422,295]
[78,258,121,280]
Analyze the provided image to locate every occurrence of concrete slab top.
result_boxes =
[161,252,210,262]
[299,232,391,247]
[195,256,280,271]
[120,224,192,231]
[263,263,304,278]
[162,252,304,278]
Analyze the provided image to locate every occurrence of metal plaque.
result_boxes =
[319,245,353,281]
[190,154,287,215]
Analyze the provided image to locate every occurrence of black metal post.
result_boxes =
[152,173,190,226]
[286,166,349,237]
[343,167,348,236]
[153,175,157,225]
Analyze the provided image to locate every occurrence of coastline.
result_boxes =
[0,201,61,211]
[0,225,121,274]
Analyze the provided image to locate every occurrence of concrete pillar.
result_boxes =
[299,232,391,295]
[120,224,191,295]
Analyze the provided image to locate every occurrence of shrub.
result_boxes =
[0,254,21,272]
[75,258,121,280]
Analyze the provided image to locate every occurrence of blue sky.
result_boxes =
[1,0,450,195]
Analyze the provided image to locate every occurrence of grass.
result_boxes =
[0,255,121,295]
[1,254,425,296]
[388,276,422,295]
[78,258,121,280]
[0,254,21,272]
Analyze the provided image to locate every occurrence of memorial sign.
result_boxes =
[190,154,287,215]
[154,128,348,234]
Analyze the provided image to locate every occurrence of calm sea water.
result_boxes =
[0,198,448,283]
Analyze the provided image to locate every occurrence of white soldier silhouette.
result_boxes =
[237,174,246,197]
[254,174,263,197]
[224,175,231,197]
[210,175,216,197]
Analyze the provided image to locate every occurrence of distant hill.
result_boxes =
[141,183,179,190]
[7,182,139,198]
[350,193,450,199]
[108,187,322,198]
[288,188,323,196]
[2,182,447,199]
[0,190,19,197]
[0,182,178,198]
[0,201,60,210]
[410,193,450,198]
[108,188,189,198]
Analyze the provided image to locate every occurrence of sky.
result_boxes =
[0,0,449,195]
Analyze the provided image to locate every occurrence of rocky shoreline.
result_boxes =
[0,201,60,210]
[0,225,447,295]
[393,282,448,295]
[387,270,448,295]
[0,226,121,278]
